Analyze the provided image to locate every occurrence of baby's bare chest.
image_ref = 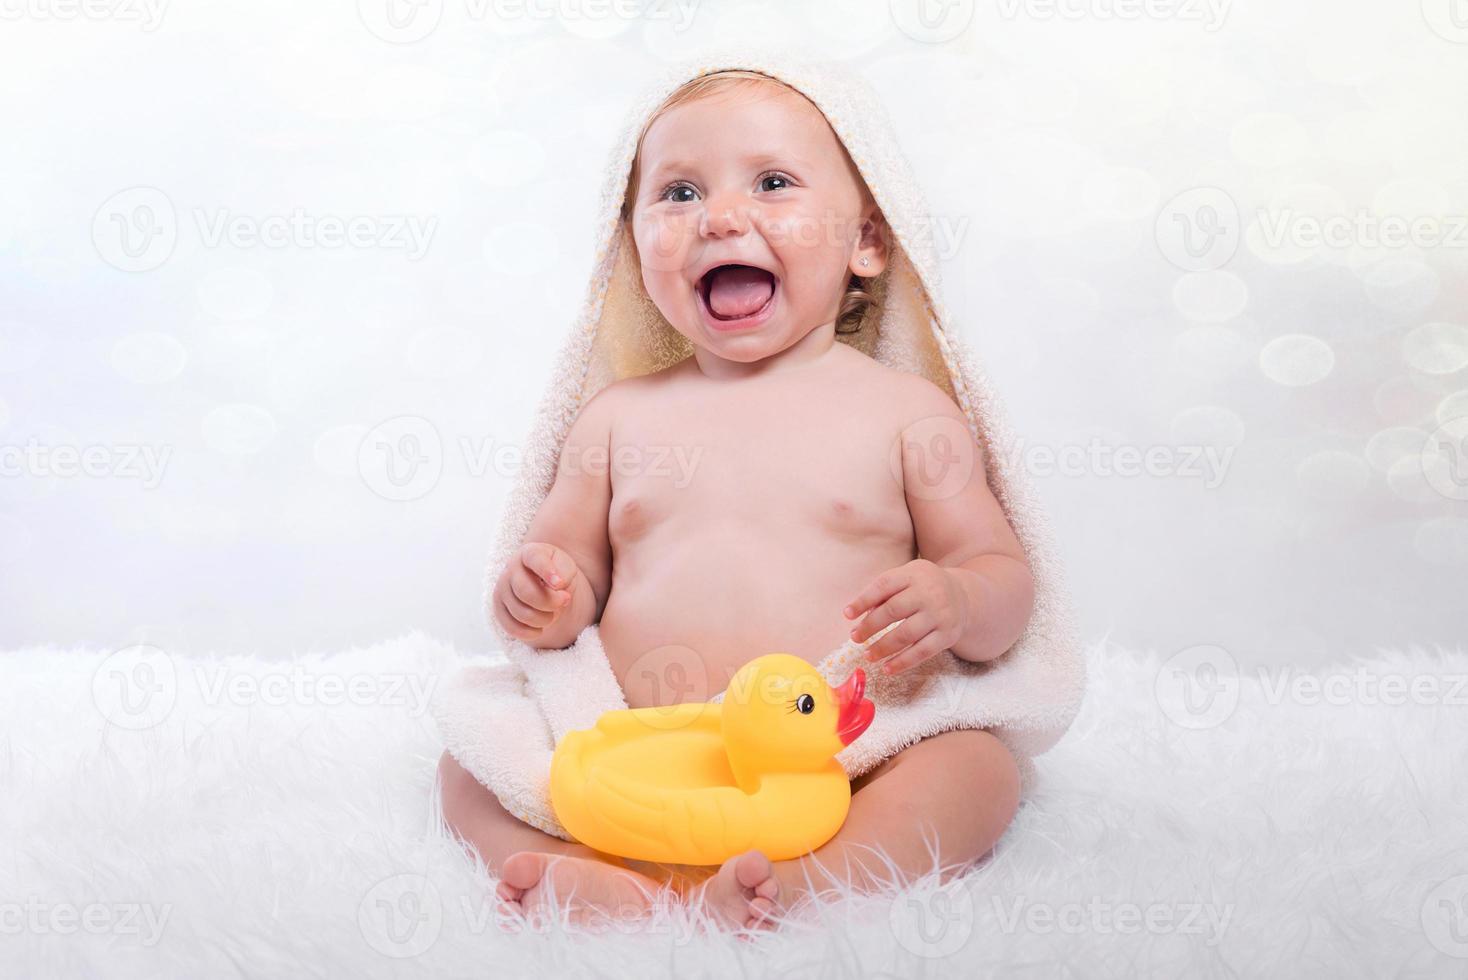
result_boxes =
[607,389,911,543]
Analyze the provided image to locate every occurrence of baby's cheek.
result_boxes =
[633,215,695,274]
[762,214,797,246]
[768,210,832,251]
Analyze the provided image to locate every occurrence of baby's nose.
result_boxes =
[699,193,753,238]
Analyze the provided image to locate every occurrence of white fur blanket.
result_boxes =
[6,632,1465,976]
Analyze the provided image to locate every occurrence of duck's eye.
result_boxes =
[795,694,815,714]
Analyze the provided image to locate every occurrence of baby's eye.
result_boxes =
[757,172,793,193]
[662,182,699,204]
[795,694,815,715]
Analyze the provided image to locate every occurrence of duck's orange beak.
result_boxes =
[834,668,875,746]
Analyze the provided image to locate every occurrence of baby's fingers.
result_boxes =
[876,632,947,675]
[861,613,930,662]
[510,564,568,617]
[521,542,578,592]
[500,588,552,630]
[849,585,919,645]
[844,567,909,623]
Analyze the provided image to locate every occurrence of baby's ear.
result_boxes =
[851,201,890,278]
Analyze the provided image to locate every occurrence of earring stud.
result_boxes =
[859,257,870,268]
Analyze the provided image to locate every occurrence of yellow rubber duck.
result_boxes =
[549,653,877,865]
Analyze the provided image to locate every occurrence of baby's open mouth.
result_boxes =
[697,264,777,321]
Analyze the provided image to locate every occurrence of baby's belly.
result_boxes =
[599,523,914,709]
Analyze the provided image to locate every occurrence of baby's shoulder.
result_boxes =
[575,361,688,420]
[855,355,967,428]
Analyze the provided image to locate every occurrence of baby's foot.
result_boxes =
[495,851,662,930]
[696,849,783,932]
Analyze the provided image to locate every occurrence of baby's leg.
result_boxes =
[438,751,590,865]
[699,728,1021,929]
[437,751,665,924]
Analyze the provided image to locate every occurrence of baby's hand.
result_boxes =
[844,559,968,675]
[495,542,581,640]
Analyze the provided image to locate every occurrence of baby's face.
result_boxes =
[629,82,883,362]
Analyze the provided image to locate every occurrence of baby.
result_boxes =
[439,69,1034,931]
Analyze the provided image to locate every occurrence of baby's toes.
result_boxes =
[494,884,525,921]
[500,851,550,892]
[733,850,775,892]
[746,895,780,930]
[730,850,782,929]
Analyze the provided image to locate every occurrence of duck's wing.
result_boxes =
[586,767,757,864]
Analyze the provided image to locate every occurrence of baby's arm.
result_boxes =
[491,386,618,650]
[847,376,1035,670]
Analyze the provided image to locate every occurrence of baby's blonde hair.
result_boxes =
[621,69,882,335]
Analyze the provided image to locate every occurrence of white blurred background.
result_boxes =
[1,0,1465,665]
